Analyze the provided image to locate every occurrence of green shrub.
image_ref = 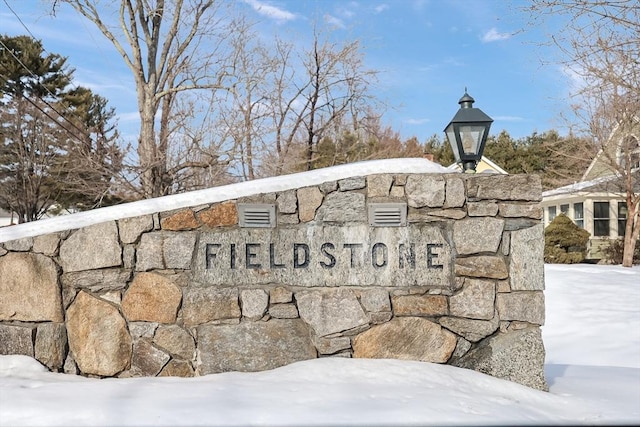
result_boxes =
[544,214,590,264]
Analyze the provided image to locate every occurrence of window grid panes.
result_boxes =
[593,201,610,237]
[560,204,569,215]
[618,202,628,237]
[573,202,584,228]
[548,206,557,223]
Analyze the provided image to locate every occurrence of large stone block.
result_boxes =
[60,222,121,272]
[316,191,365,223]
[449,279,495,320]
[136,231,197,271]
[444,177,466,208]
[453,327,548,391]
[130,339,170,376]
[453,217,504,255]
[182,287,241,327]
[197,319,316,374]
[496,292,545,325]
[510,224,545,291]
[0,252,63,322]
[32,233,60,255]
[118,215,154,244]
[468,174,542,201]
[35,323,67,371]
[197,202,238,228]
[391,294,448,316]
[66,291,132,376]
[367,175,393,198]
[61,269,131,292]
[297,187,324,222]
[154,325,195,360]
[405,175,445,208]
[240,289,269,320]
[359,289,391,312]
[439,311,499,342]
[455,256,508,279]
[122,272,182,323]
[0,324,34,356]
[353,317,456,363]
[296,288,369,337]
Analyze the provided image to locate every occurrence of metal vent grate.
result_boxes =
[368,203,407,227]
[238,203,276,228]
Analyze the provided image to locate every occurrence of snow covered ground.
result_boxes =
[1,263,638,426]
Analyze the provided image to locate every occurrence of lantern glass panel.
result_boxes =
[458,124,486,156]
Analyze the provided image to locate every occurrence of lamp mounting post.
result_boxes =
[444,90,493,173]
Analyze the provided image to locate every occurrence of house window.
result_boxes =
[573,202,584,228]
[548,206,557,223]
[618,202,628,237]
[593,201,610,237]
[560,204,569,215]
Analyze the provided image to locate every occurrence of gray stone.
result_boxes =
[240,289,269,320]
[440,311,500,342]
[467,201,499,217]
[449,279,495,320]
[498,203,542,219]
[338,177,365,191]
[270,286,293,304]
[4,237,33,251]
[163,232,197,269]
[118,215,154,244]
[367,175,393,197]
[123,245,136,269]
[314,336,352,355]
[408,208,466,220]
[136,232,164,271]
[63,354,78,375]
[33,233,60,255]
[359,289,390,312]
[35,323,67,371]
[182,287,241,327]
[353,317,456,363]
[66,291,132,376]
[277,190,298,214]
[269,303,299,319]
[0,246,6,256]
[154,325,195,360]
[451,337,472,362]
[369,312,393,324]
[0,324,34,356]
[102,290,121,305]
[444,177,466,208]
[469,174,542,201]
[455,256,508,279]
[197,319,317,374]
[504,218,541,231]
[297,187,324,222]
[392,294,448,316]
[453,217,504,255]
[278,213,299,225]
[0,252,63,322]
[296,288,369,337]
[497,292,545,325]
[390,185,405,198]
[510,225,545,291]
[61,269,131,292]
[158,360,194,377]
[131,339,170,377]
[453,327,548,391]
[316,192,365,223]
[129,322,158,340]
[405,175,445,208]
[319,181,338,193]
[60,222,121,272]
[122,272,182,323]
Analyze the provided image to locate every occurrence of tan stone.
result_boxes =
[353,317,456,363]
[182,287,241,327]
[153,325,195,360]
[161,209,199,231]
[0,252,63,322]
[450,279,495,320]
[158,359,194,377]
[367,175,393,197]
[122,273,182,323]
[118,215,154,244]
[270,286,293,304]
[198,202,238,227]
[498,203,543,219]
[66,291,132,376]
[497,292,545,325]
[392,294,448,316]
[32,233,60,255]
[455,256,508,279]
[297,187,324,222]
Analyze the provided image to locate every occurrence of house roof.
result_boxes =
[446,156,508,174]
[542,174,636,197]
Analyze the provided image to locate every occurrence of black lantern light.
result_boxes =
[444,90,493,173]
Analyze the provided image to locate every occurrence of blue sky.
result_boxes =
[1,0,571,144]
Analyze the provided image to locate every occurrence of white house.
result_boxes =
[0,208,16,227]
[541,119,640,260]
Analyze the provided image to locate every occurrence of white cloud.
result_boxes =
[374,4,389,14]
[324,14,345,29]
[493,115,525,122]
[481,28,511,43]
[405,118,430,125]
[243,0,296,23]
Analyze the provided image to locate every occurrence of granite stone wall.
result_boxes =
[0,173,547,390]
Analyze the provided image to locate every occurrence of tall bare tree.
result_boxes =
[524,0,640,266]
[55,0,240,197]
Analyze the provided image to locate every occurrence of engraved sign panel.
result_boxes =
[193,225,452,288]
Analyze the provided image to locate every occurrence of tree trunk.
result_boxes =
[622,197,638,267]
